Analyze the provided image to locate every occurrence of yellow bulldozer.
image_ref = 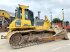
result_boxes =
[6,5,69,49]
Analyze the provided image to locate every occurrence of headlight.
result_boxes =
[15,20,21,26]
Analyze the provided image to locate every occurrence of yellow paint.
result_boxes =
[20,5,28,20]
[19,5,29,9]
[35,16,51,30]
[0,10,10,19]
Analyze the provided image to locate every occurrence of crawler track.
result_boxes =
[9,30,68,49]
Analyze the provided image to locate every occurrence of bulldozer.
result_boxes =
[6,5,69,49]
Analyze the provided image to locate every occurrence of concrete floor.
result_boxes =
[0,32,70,52]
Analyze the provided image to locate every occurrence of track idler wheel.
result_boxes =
[9,33,22,49]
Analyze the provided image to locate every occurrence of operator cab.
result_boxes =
[15,7,34,26]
